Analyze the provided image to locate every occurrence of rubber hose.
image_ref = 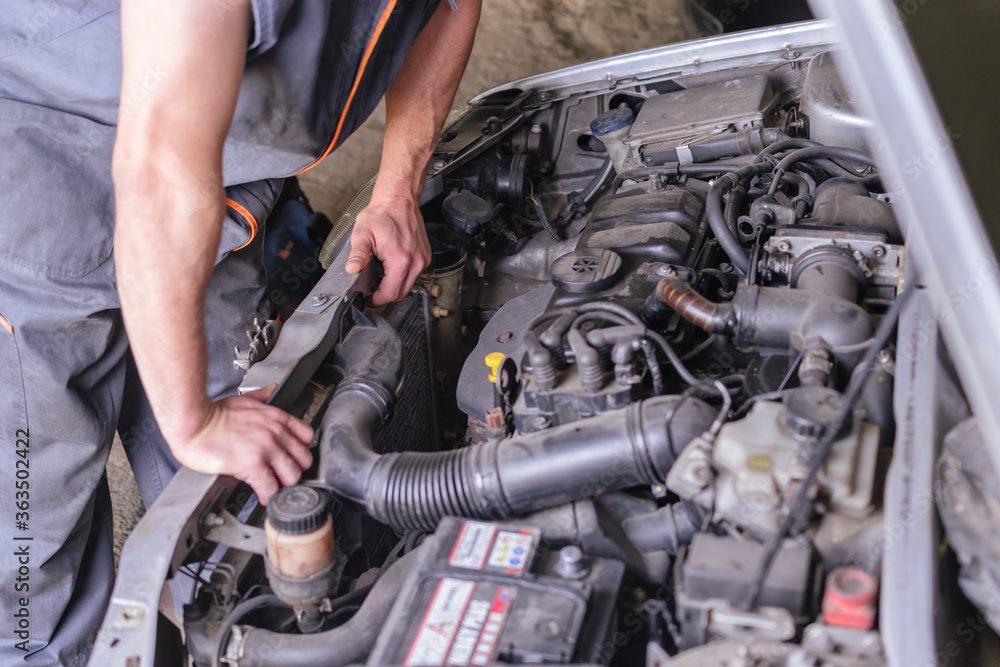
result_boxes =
[362,394,716,531]
[216,595,284,667]
[706,163,772,273]
[653,127,788,165]
[768,146,877,195]
[319,314,717,533]
[611,163,749,191]
[235,551,419,667]
[654,275,732,335]
[753,138,821,163]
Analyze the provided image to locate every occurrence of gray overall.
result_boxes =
[0,0,440,664]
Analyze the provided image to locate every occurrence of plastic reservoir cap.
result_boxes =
[485,352,506,383]
[590,105,634,137]
[267,486,330,535]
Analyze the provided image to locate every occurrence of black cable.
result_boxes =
[578,301,644,325]
[526,195,560,241]
[645,330,722,398]
[571,312,632,330]
[732,389,789,420]
[639,338,665,396]
[404,530,423,554]
[777,348,807,392]
[528,302,642,335]
[581,158,615,205]
[681,334,722,362]
[741,286,912,611]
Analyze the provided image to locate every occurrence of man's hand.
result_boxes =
[344,0,481,304]
[345,191,431,306]
[168,387,313,505]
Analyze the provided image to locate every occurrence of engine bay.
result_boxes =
[110,33,976,667]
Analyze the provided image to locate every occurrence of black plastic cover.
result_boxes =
[681,533,816,616]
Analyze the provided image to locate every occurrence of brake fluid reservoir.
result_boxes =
[591,105,634,174]
[265,485,335,608]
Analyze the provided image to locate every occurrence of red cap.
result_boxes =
[822,567,878,630]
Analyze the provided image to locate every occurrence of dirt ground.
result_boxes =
[298,0,687,218]
[108,0,689,563]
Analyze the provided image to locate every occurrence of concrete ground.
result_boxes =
[108,0,689,564]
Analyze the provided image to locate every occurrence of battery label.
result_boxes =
[486,530,534,574]
[447,586,516,666]
[405,578,476,666]
[449,521,498,570]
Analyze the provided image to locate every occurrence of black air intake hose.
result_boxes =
[654,127,788,165]
[319,316,717,532]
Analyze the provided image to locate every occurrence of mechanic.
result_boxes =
[0,0,480,664]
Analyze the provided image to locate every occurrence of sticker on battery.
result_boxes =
[486,530,534,574]
[405,578,477,666]
[449,521,498,570]
[446,585,517,666]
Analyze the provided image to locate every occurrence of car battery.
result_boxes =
[367,517,625,665]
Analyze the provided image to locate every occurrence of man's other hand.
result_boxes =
[345,191,431,306]
[168,385,314,505]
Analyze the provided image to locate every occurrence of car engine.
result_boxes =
[141,42,925,667]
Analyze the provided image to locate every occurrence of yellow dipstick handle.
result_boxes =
[485,352,506,384]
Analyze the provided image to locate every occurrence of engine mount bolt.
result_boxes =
[530,124,543,134]
[536,91,552,102]
[431,159,447,170]
[311,294,329,307]
[656,265,675,277]
[872,244,887,258]
[776,240,792,253]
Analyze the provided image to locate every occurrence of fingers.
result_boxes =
[285,416,315,449]
[244,467,280,506]
[370,260,409,306]
[370,229,431,306]
[346,228,374,274]
[242,383,277,403]
[267,446,306,488]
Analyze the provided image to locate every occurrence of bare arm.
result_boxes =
[346,0,482,305]
[113,0,312,504]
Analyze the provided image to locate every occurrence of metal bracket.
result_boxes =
[201,509,267,556]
